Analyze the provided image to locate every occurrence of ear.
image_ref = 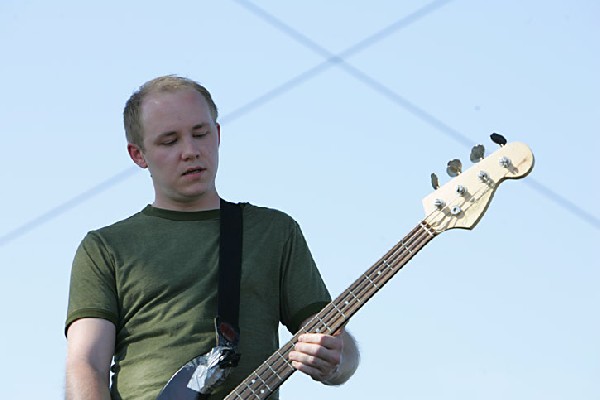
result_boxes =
[216,123,221,146]
[127,143,148,168]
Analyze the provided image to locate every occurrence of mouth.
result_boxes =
[182,167,204,176]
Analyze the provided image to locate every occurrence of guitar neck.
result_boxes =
[225,220,438,400]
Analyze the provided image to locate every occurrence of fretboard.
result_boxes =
[224,220,437,400]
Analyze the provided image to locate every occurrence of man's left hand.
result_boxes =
[289,332,343,382]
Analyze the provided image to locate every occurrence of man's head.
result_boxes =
[124,75,218,149]
[125,76,222,211]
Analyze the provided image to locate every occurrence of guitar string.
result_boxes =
[303,176,497,339]
[225,181,497,399]
[313,224,435,332]
[425,166,502,232]
[228,224,438,399]
[225,231,422,400]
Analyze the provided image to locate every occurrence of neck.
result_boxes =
[153,191,221,212]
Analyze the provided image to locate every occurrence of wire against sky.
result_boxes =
[222,0,453,124]
[0,167,139,247]
[1,2,597,247]
[235,0,600,230]
[525,178,600,230]
[0,5,440,247]
[232,0,454,63]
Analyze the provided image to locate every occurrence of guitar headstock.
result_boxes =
[422,140,534,233]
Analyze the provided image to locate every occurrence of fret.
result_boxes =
[401,240,413,254]
[253,373,272,393]
[224,219,440,399]
[348,290,363,305]
[331,302,346,320]
[274,349,290,367]
[266,363,283,382]
[365,274,379,289]
[313,315,333,334]
[242,380,259,399]
[231,389,243,400]
[420,221,435,236]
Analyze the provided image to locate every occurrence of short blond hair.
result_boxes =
[123,75,218,149]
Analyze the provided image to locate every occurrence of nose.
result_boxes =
[181,135,200,160]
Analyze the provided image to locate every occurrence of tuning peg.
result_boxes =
[446,159,462,177]
[490,133,507,146]
[470,144,485,163]
[431,173,440,189]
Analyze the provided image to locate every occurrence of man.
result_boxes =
[65,75,359,400]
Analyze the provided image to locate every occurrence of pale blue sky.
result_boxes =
[1,1,598,399]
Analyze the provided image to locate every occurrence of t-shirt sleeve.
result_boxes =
[65,231,119,335]
[279,220,331,333]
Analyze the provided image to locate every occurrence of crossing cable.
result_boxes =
[0,167,138,247]
[234,0,600,230]
[1,2,597,247]
[221,0,452,124]
[0,3,443,247]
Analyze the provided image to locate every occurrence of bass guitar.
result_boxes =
[159,137,534,400]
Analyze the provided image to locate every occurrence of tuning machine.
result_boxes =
[446,159,462,177]
[490,132,507,147]
[470,144,485,163]
[430,173,440,190]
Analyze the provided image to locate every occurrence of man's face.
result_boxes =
[128,88,221,211]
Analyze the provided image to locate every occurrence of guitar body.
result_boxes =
[156,355,209,400]
[158,140,534,400]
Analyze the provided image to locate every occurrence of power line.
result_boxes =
[235,0,600,230]
[0,5,436,247]
[525,178,600,230]
[232,0,476,148]
[2,2,597,247]
[222,0,452,124]
[0,167,139,247]
[232,0,453,62]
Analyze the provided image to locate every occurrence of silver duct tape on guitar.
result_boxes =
[157,322,241,400]
[187,346,240,394]
[157,345,240,399]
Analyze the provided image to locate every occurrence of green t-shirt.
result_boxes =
[66,203,331,400]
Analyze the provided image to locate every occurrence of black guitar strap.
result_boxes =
[158,200,244,400]
[216,198,243,348]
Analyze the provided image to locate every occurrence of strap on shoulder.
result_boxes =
[216,199,243,347]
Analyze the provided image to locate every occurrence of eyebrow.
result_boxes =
[191,123,208,130]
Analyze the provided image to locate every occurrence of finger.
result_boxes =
[289,346,340,378]
[292,342,340,366]
[290,359,323,381]
[289,356,338,381]
[289,348,330,367]
[297,333,343,351]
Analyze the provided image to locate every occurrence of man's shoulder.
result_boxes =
[241,202,298,226]
[84,208,148,242]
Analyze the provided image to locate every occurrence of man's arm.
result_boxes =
[289,321,360,386]
[65,318,115,400]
